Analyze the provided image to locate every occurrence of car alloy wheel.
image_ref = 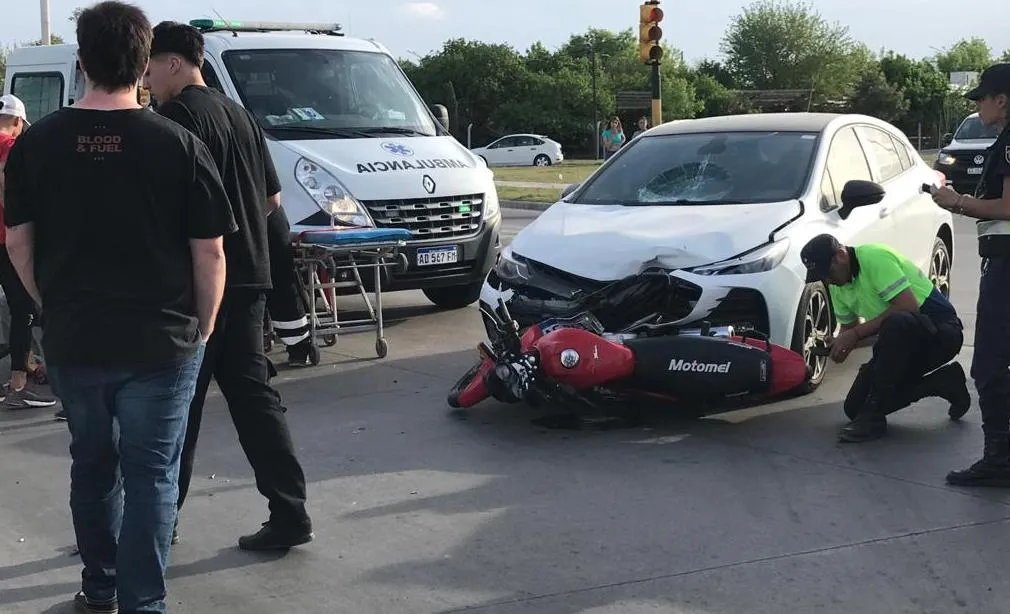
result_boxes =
[801,286,832,383]
[534,154,551,167]
[928,237,951,298]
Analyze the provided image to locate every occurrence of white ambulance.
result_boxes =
[2,20,502,309]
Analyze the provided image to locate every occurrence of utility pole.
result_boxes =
[40,0,51,45]
[591,48,599,161]
[639,1,664,126]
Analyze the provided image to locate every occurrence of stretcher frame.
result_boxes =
[290,228,409,365]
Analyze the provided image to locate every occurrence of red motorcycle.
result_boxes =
[448,293,812,414]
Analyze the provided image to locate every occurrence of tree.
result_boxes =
[848,69,908,122]
[721,0,868,104]
[935,37,991,75]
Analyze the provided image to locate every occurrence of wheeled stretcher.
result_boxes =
[290,227,410,365]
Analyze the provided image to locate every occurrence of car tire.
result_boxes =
[533,154,551,167]
[789,281,833,395]
[928,235,952,298]
[423,283,482,310]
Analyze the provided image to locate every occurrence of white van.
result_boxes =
[2,20,502,309]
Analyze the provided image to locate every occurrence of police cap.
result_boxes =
[966,63,1010,101]
[800,234,842,283]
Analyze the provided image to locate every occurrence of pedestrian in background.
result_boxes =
[145,20,314,551]
[0,93,56,410]
[631,116,649,139]
[2,2,234,611]
[601,116,625,159]
[930,63,1010,487]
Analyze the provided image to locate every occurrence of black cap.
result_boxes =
[966,63,1010,101]
[800,234,842,283]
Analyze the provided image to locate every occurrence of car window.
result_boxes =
[10,72,64,122]
[531,137,544,146]
[825,127,872,204]
[202,62,224,93]
[575,130,818,205]
[514,136,536,146]
[891,134,912,170]
[492,137,516,148]
[855,126,904,182]
[820,168,838,211]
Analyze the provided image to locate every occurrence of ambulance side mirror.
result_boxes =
[838,180,885,220]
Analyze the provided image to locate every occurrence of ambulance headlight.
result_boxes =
[295,158,373,227]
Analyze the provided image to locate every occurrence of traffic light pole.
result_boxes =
[650,61,661,127]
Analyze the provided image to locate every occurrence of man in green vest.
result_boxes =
[800,234,970,443]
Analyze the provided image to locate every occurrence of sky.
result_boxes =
[3,0,1010,65]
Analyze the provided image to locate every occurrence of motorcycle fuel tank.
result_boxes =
[624,335,773,399]
[535,327,636,389]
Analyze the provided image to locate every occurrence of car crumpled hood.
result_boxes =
[509,200,800,281]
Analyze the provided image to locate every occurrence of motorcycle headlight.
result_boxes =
[295,158,373,227]
[495,245,530,281]
[936,152,956,166]
[689,239,790,276]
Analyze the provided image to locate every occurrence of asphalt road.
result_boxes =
[1,209,1007,614]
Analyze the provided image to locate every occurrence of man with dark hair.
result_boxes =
[2,2,236,612]
[800,235,969,443]
[145,20,313,551]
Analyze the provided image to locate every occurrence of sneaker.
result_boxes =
[74,590,118,613]
[238,521,314,551]
[4,387,58,410]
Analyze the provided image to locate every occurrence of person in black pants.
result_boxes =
[930,63,1010,487]
[0,95,56,410]
[265,205,313,367]
[146,21,313,550]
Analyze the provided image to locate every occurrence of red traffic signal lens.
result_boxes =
[647,7,663,21]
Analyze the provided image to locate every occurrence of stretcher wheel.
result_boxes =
[309,344,321,366]
[323,334,337,347]
[376,338,388,358]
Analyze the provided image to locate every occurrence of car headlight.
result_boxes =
[689,239,790,276]
[936,152,956,166]
[484,187,500,219]
[295,157,373,227]
[495,245,529,281]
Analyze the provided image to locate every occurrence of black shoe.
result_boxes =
[238,521,314,551]
[946,458,1010,487]
[838,415,887,443]
[54,408,68,421]
[938,362,972,420]
[287,340,312,368]
[74,590,118,613]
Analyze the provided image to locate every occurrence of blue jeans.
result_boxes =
[49,346,205,613]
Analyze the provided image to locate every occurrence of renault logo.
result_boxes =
[422,175,436,194]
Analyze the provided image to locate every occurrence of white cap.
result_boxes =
[0,95,30,126]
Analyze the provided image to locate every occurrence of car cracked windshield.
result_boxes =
[576,130,818,205]
[222,49,438,140]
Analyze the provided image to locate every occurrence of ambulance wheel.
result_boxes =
[309,344,321,366]
[323,334,337,347]
[790,282,833,395]
[376,338,388,358]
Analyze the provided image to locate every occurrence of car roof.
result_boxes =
[648,112,849,136]
[202,31,389,55]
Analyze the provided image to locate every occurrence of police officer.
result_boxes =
[930,63,1010,486]
[800,235,969,443]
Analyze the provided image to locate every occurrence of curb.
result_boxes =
[501,200,552,212]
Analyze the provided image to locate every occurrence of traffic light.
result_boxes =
[639,2,664,64]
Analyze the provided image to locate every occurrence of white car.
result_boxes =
[471,134,564,167]
[479,113,954,392]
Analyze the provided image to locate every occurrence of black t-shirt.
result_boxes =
[974,124,1010,257]
[3,107,237,368]
[158,85,281,289]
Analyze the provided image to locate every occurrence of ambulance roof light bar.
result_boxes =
[188,19,344,36]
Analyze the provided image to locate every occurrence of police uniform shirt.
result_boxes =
[974,123,1010,257]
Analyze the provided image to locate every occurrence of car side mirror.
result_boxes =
[838,179,885,220]
[941,132,953,147]
[431,104,449,131]
[561,183,580,200]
